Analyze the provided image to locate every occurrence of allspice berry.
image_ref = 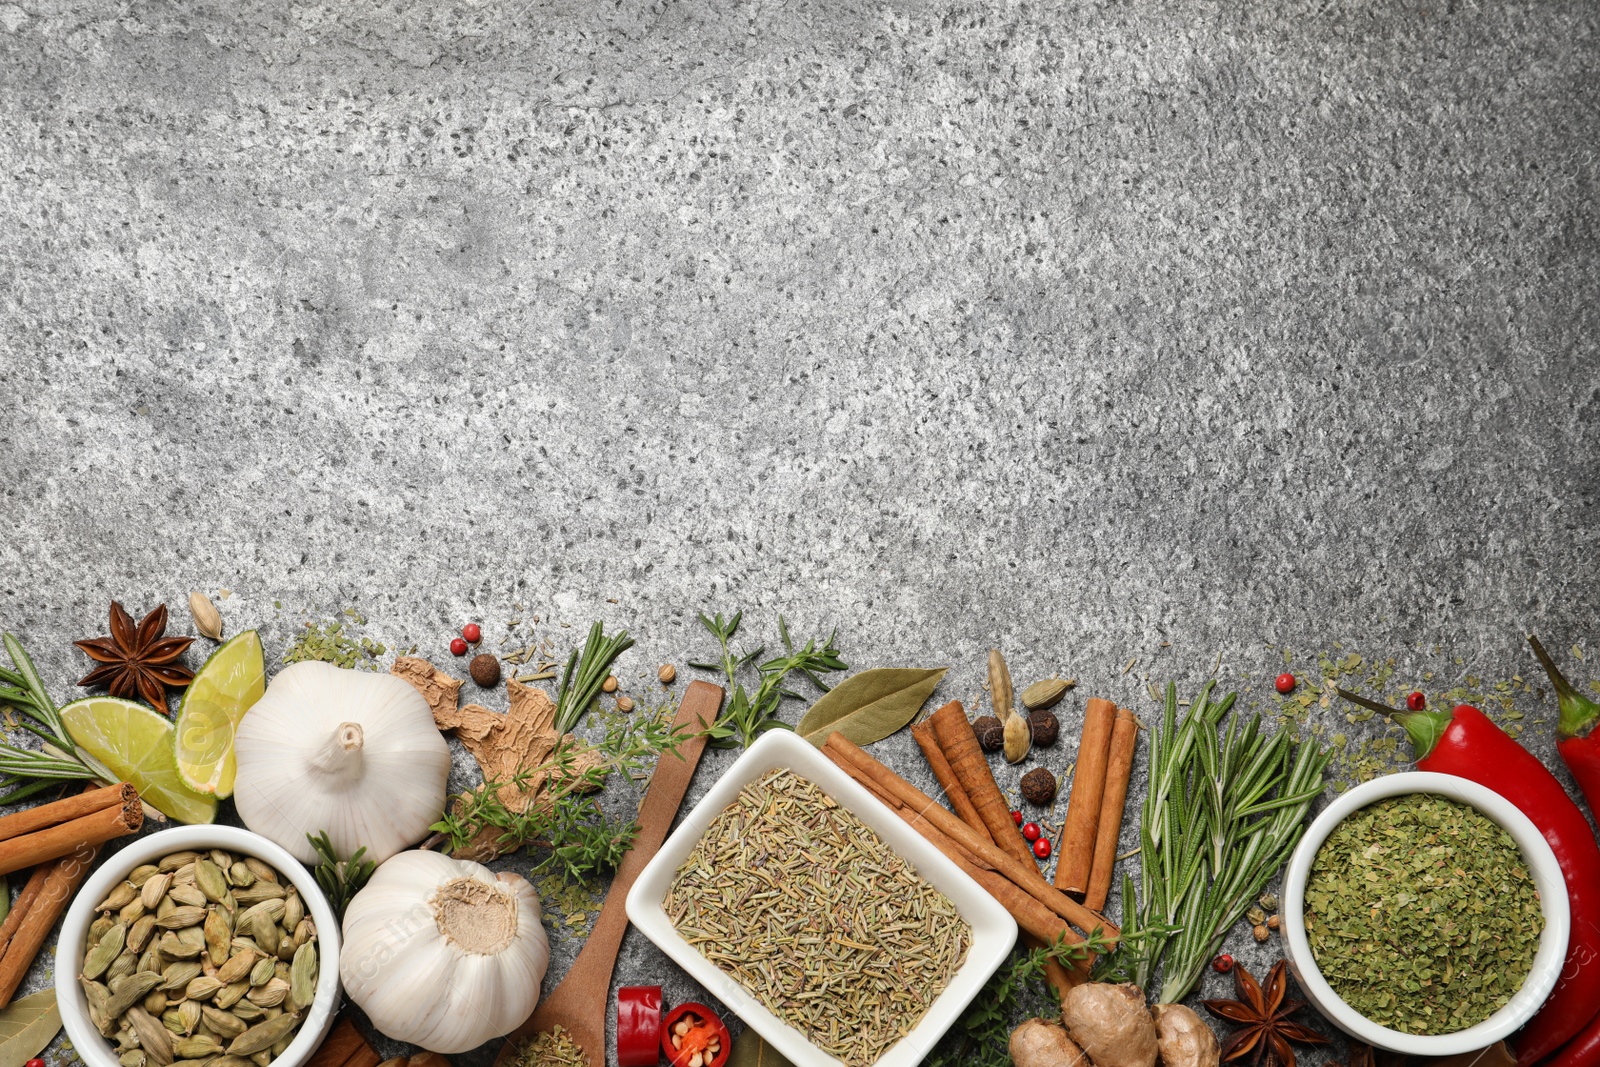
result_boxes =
[1028,710,1059,747]
[1021,768,1057,806]
[658,664,677,684]
[469,654,501,688]
[601,675,619,693]
[972,715,1004,752]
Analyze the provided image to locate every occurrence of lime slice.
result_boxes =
[61,697,218,825]
[174,631,265,798]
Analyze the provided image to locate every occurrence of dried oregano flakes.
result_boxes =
[1305,793,1543,1035]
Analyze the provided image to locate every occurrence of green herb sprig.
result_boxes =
[690,611,847,748]
[0,633,107,804]
[307,831,376,918]
[924,928,1119,1067]
[431,706,683,882]
[553,622,634,735]
[1107,681,1329,1003]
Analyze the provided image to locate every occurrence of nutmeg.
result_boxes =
[972,715,1004,752]
[1021,767,1057,806]
[469,654,501,688]
[1028,710,1060,747]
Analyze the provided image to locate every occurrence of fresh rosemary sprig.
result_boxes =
[1106,680,1329,1003]
[306,831,376,918]
[925,927,1119,1067]
[0,633,106,804]
[553,622,634,735]
[690,611,847,748]
[430,707,684,882]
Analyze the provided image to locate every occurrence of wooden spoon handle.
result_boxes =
[562,680,722,994]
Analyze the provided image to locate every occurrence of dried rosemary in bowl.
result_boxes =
[664,769,971,1067]
[1305,793,1544,1035]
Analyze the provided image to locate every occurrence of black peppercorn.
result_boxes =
[1021,767,1057,806]
[1028,709,1060,747]
[972,715,1004,752]
[469,653,502,688]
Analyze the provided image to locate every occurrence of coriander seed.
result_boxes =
[658,664,676,684]
[601,675,619,693]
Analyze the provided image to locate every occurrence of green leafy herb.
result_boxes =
[1305,793,1542,1034]
[553,622,634,734]
[0,989,62,1067]
[1107,680,1329,1003]
[306,831,376,918]
[431,706,683,882]
[924,928,1119,1067]
[282,616,387,670]
[796,667,948,747]
[0,633,106,804]
[690,611,847,748]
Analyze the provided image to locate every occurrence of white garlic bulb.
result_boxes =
[340,850,550,1052]
[233,661,452,865]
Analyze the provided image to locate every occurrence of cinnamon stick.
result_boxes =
[928,701,1040,874]
[0,842,100,1007]
[824,742,1077,946]
[0,864,52,961]
[910,717,992,843]
[0,783,142,877]
[822,733,1116,940]
[1055,697,1117,896]
[1084,707,1140,913]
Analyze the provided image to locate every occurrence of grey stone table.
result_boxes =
[2,0,1597,1064]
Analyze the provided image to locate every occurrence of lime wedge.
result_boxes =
[61,697,218,825]
[174,631,264,798]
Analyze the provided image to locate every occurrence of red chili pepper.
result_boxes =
[662,1003,729,1067]
[1529,636,1600,815]
[1339,689,1600,1065]
[616,986,662,1067]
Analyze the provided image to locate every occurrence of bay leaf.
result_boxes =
[0,989,62,1067]
[797,667,947,747]
[726,1027,796,1067]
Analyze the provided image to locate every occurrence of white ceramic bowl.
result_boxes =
[627,729,1018,1067]
[1282,771,1569,1056]
[57,825,343,1067]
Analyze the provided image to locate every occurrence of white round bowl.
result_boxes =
[56,825,343,1067]
[1282,771,1569,1056]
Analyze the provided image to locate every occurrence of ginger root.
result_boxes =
[1061,983,1159,1067]
[1010,1018,1087,1067]
[1153,1004,1220,1067]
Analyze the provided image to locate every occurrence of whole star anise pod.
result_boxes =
[1202,959,1330,1067]
[75,602,195,711]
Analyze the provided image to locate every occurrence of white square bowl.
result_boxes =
[625,729,1018,1067]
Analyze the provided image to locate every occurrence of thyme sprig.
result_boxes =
[690,611,847,748]
[0,633,106,804]
[430,706,684,882]
[1106,681,1329,1003]
[306,831,376,918]
[553,622,634,734]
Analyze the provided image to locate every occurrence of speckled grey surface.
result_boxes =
[2,0,1599,1063]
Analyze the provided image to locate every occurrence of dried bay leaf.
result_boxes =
[0,989,62,1067]
[796,667,947,746]
[726,1027,796,1067]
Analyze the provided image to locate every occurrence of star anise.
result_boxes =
[1202,960,1330,1067]
[75,601,195,711]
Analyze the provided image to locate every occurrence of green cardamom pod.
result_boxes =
[83,922,127,980]
[161,1010,187,1036]
[227,1012,301,1056]
[104,971,164,1021]
[249,912,279,956]
[173,1035,222,1059]
[281,890,303,933]
[137,946,164,976]
[140,872,175,911]
[177,999,202,1035]
[126,1006,175,1067]
[154,906,206,930]
[236,900,284,930]
[168,884,207,909]
[81,976,112,1033]
[177,925,208,949]
[291,919,315,950]
[214,980,251,1010]
[89,916,115,945]
[228,862,256,888]
[195,860,230,904]
[216,949,257,986]
[205,909,232,966]
[243,858,278,884]
[127,914,158,954]
[230,1000,264,1022]
[118,897,148,926]
[201,1006,248,1039]
[158,852,198,873]
[141,990,168,1017]
[1020,677,1074,710]
[231,882,285,905]
[120,1051,148,1067]
[128,864,161,888]
[246,978,289,1008]
[210,1057,257,1067]
[288,943,316,1012]
[98,881,138,913]
[248,957,276,988]
[107,951,139,982]
[160,961,203,991]
[185,975,225,1001]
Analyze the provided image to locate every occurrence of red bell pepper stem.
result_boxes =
[1529,635,1600,817]
[1337,690,1600,1066]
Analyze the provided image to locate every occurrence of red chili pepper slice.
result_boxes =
[616,986,662,1067]
[661,1003,730,1067]
[1339,690,1600,1066]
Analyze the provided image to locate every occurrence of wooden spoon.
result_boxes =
[494,680,724,1067]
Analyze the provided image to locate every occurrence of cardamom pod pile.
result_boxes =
[78,848,319,1067]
